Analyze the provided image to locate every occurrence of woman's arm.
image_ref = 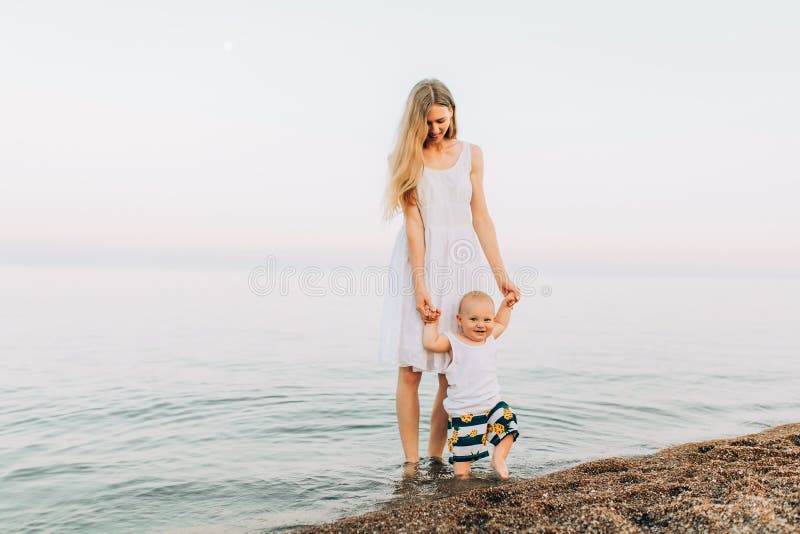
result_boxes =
[403,198,426,291]
[404,198,436,320]
[469,145,520,302]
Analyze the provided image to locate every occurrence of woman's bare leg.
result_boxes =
[427,373,449,460]
[397,366,422,463]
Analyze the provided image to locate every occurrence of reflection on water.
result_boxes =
[1,267,799,532]
[386,457,504,509]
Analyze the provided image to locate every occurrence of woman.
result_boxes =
[378,78,520,465]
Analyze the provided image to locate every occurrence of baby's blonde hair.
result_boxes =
[458,290,494,314]
[382,79,458,221]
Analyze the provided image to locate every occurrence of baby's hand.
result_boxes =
[423,307,441,324]
[503,293,518,308]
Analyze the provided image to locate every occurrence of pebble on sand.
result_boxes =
[299,423,800,533]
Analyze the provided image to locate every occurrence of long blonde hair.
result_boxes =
[382,79,458,221]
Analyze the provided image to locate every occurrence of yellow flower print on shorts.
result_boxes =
[446,402,519,465]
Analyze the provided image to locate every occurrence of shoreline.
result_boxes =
[299,423,799,532]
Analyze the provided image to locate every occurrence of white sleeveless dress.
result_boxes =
[377,140,496,373]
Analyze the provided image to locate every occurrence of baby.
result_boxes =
[422,290,519,479]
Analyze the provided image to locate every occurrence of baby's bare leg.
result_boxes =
[452,461,471,479]
[490,434,515,479]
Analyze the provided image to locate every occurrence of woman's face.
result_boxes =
[425,104,452,142]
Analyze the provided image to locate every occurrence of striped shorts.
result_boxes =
[446,401,520,464]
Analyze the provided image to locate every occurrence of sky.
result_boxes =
[1,1,798,277]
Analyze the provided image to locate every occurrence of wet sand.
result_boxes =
[299,423,800,533]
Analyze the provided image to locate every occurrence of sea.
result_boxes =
[1,265,798,532]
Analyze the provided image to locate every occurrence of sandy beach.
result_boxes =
[300,423,800,533]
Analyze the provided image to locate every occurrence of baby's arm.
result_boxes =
[422,310,452,353]
[492,294,516,339]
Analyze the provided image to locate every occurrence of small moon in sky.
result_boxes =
[223,41,234,52]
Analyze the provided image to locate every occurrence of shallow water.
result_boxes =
[1,266,798,532]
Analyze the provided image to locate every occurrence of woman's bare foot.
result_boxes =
[402,460,419,477]
[490,456,509,479]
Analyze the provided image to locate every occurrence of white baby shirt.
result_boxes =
[441,331,502,416]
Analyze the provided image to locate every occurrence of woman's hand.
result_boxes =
[502,292,517,309]
[423,307,441,324]
[415,288,437,322]
[497,276,521,306]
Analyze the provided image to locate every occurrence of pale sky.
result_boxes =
[1,1,798,277]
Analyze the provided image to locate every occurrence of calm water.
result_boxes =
[1,266,798,532]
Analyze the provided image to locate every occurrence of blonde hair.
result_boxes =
[458,291,494,314]
[382,79,458,221]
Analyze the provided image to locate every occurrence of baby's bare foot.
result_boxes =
[490,456,509,479]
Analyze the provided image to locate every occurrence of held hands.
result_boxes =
[424,294,512,328]
[422,307,441,325]
[498,276,521,307]
[417,284,517,326]
[502,292,517,309]
[415,289,438,323]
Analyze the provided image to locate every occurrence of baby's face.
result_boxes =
[456,299,495,342]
